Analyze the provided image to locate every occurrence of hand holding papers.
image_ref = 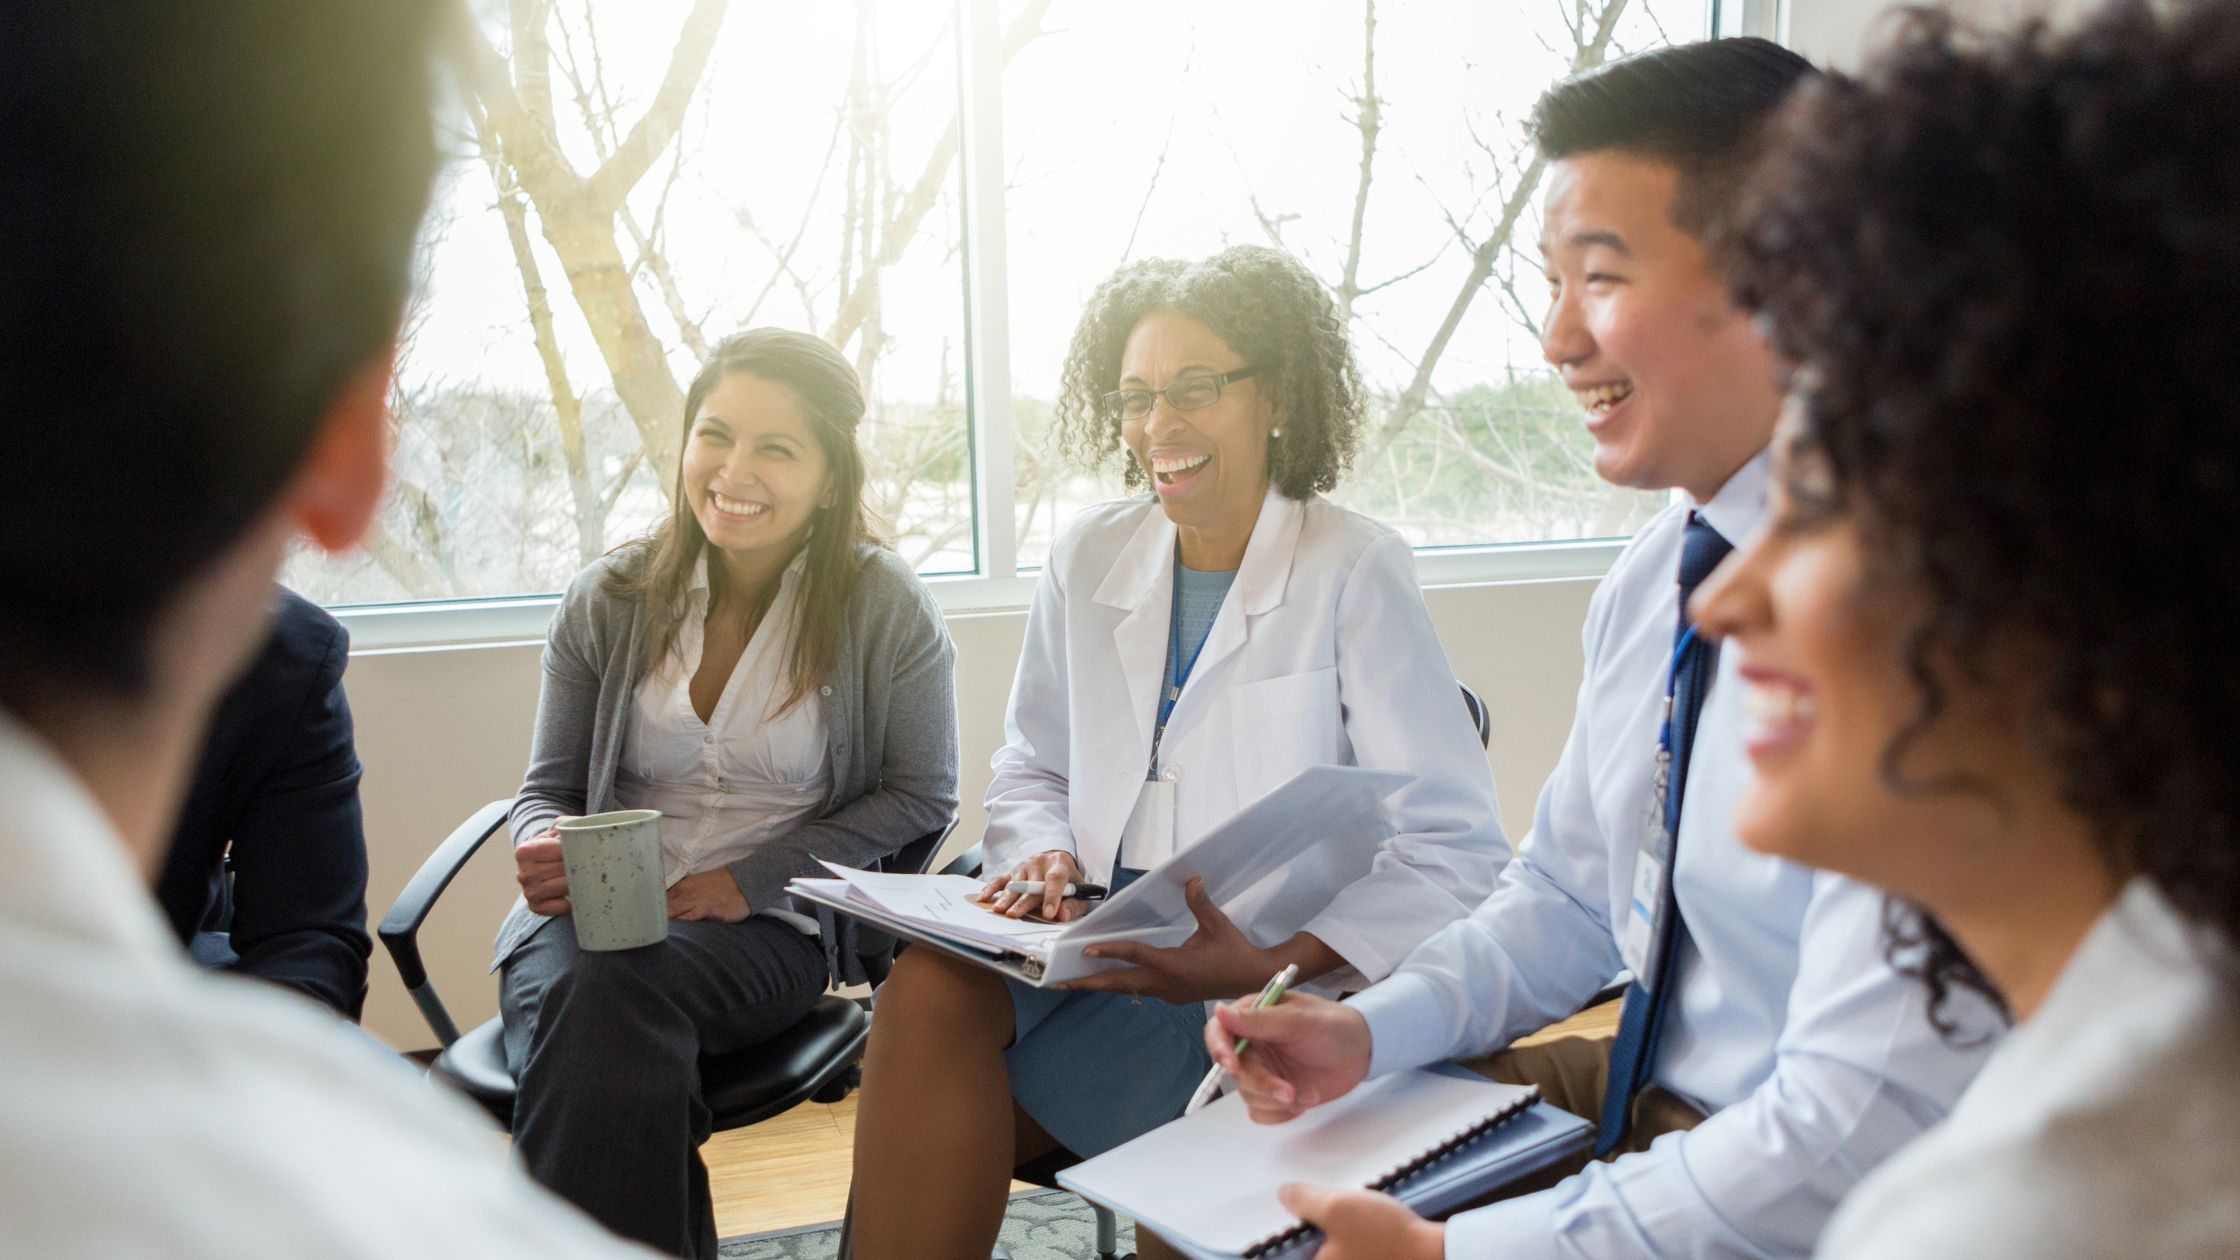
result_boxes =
[786,765,1411,987]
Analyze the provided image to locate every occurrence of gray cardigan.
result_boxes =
[491,542,959,976]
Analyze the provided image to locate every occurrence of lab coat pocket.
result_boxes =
[1227,666,1342,805]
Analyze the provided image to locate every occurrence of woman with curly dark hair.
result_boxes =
[1695,3,2240,1254]
[848,245,1506,1259]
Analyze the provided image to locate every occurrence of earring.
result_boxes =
[1271,426,1285,439]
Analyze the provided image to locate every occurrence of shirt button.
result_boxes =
[820,685,833,697]
[1161,766,1180,782]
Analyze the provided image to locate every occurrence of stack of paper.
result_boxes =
[793,864,1067,959]
[787,765,1415,987]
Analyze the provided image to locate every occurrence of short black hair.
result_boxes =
[1530,36,1816,233]
[1723,0,2240,1021]
[0,1,446,715]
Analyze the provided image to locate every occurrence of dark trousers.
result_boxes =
[499,913,828,1259]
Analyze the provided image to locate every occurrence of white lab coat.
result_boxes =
[984,488,1508,986]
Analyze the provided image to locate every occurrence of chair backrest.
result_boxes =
[853,817,959,986]
[938,841,984,880]
[881,817,956,878]
[1460,681,1492,749]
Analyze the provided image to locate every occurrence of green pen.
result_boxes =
[1185,962,1299,1115]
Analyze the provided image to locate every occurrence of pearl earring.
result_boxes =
[1271,426,1285,439]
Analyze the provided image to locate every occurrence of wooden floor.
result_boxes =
[705,1000,1623,1240]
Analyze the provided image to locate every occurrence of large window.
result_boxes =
[290,0,1714,614]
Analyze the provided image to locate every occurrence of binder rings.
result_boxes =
[1057,1066,1593,1259]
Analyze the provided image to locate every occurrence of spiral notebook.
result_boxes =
[1057,1066,1591,1260]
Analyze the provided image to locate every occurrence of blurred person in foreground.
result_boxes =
[0,2,652,1255]
[1696,3,2240,1254]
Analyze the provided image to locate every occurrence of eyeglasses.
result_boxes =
[1101,366,1258,422]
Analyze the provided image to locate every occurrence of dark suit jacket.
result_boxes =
[156,587,372,1018]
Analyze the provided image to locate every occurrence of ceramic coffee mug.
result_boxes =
[556,809,668,951]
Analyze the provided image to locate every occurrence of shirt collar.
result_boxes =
[2036,877,2212,1034]
[0,708,184,963]
[690,544,811,602]
[1093,484,1304,617]
[1691,446,1772,547]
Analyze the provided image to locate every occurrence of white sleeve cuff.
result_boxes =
[1350,970,1458,1078]
[1442,1189,1566,1260]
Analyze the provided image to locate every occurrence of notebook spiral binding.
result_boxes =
[1240,1085,1544,1259]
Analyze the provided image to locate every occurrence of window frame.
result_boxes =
[332,0,1767,653]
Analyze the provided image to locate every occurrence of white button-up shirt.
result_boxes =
[618,554,829,887]
[0,712,651,1258]
[1820,879,2240,1259]
[1349,452,1999,1259]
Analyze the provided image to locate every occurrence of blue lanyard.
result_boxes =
[1657,626,1699,759]
[1653,625,1708,837]
[1150,563,1215,772]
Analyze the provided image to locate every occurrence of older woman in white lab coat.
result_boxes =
[847,246,1507,1260]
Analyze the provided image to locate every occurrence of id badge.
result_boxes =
[1620,841,1665,979]
[1120,772,1179,869]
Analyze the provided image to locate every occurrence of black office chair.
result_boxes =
[1460,681,1492,749]
[377,800,955,1132]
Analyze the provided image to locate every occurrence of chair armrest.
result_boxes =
[937,842,985,881]
[376,798,512,1046]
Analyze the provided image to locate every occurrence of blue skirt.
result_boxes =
[1004,981,1213,1158]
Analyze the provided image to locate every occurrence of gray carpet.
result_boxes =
[718,1188,1132,1259]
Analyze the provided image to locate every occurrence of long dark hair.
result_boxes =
[1721,1,2240,1028]
[606,329,886,715]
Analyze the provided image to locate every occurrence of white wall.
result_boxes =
[347,575,1595,1049]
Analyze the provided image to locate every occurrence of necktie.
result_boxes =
[1594,512,1732,1156]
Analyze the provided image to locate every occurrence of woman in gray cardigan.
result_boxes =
[496,330,958,1259]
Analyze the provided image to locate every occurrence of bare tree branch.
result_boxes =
[1357,145,1548,460]
[736,101,847,327]
[1246,188,1299,246]
[584,0,730,213]
[1358,244,1448,298]
[1494,242,1547,341]
[824,0,1054,348]
[1358,0,1630,461]
[627,145,711,361]
[458,7,583,204]
[472,102,607,566]
[551,24,712,364]
[1334,0,1382,323]
[1121,83,1185,262]
[508,0,562,144]
[461,0,739,479]
[361,516,451,600]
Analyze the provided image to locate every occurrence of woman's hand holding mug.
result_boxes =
[515,816,579,916]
